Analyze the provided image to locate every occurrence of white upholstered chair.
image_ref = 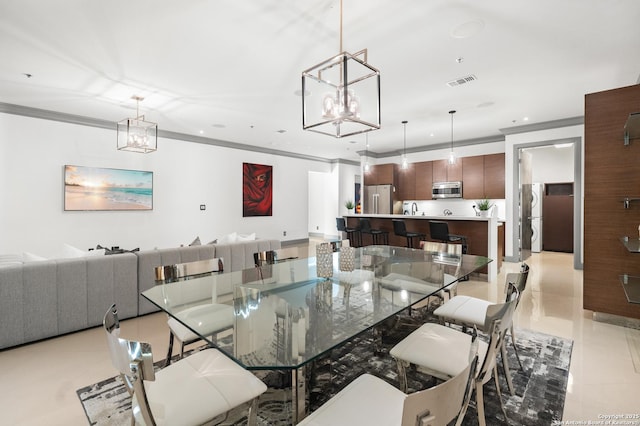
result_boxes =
[433,263,530,391]
[103,304,267,426]
[155,258,235,366]
[297,347,478,426]
[390,285,519,426]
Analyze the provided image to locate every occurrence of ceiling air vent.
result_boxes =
[447,74,477,87]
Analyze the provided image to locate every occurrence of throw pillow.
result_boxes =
[61,243,89,259]
[23,252,47,262]
[189,236,202,246]
[237,233,256,241]
[218,232,238,244]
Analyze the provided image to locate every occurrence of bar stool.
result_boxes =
[429,221,468,253]
[392,219,426,249]
[359,218,389,245]
[336,217,362,247]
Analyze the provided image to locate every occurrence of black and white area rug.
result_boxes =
[78,324,572,425]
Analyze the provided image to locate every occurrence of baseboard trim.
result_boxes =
[593,312,640,330]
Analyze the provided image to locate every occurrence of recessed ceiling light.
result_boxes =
[23,73,33,78]
[276,129,286,134]
[211,124,226,128]
[199,130,204,135]
[523,117,529,121]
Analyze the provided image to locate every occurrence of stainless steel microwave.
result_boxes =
[432,181,463,199]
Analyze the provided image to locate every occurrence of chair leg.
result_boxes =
[475,380,486,426]
[247,397,260,426]
[500,341,515,395]
[493,364,511,423]
[165,332,175,367]
[510,325,524,370]
[395,359,409,393]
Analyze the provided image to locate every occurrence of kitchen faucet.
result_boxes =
[411,202,418,215]
[443,208,452,216]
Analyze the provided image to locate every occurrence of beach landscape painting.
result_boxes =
[64,165,153,211]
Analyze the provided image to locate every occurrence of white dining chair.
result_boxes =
[433,263,530,392]
[155,257,235,366]
[297,344,478,426]
[390,285,519,426]
[103,304,267,426]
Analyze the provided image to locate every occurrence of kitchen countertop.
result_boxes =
[344,213,497,222]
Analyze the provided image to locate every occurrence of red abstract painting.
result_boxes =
[243,162,272,217]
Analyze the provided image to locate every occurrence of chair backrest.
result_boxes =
[103,304,156,425]
[504,262,530,305]
[336,217,347,232]
[429,221,450,242]
[155,257,224,283]
[359,217,372,232]
[392,219,407,236]
[478,284,519,384]
[421,241,448,253]
[401,334,479,426]
[254,247,299,267]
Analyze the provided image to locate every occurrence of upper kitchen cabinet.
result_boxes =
[395,163,416,200]
[483,153,505,199]
[364,163,395,186]
[462,156,485,199]
[433,159,462,183]
[415,161,433,200]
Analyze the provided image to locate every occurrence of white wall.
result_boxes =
[308,162,360,239]
[0,113,331,258]
[529,145,575,184]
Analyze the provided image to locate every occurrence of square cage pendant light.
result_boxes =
[301,0,380,138]
[117,96,157,153]
[302,50,381,138]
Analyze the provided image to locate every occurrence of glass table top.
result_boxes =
[142,245,491,370]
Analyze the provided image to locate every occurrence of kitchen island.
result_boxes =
[344,214,503,281]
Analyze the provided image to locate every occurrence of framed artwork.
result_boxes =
[243,162,272,217]
[64,165,153,211]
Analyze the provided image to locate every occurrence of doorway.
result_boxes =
[512,137,583,269]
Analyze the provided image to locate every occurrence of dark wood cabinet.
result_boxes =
[448,159,462,182]
[484,153,505,199]
[415,161,433,199]
[395,163,416,200]
[368,153,504,202]
[462,156,484,200]
[432,159,462,183]
[364,164,395,186]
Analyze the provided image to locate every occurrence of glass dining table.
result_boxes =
[142,244,491,423]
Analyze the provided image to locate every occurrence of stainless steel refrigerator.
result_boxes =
[364,184,392,214]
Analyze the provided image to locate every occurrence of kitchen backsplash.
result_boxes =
[402,199,506,221]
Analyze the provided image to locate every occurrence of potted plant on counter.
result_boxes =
[345,199,355,213]
[477,198,493,217]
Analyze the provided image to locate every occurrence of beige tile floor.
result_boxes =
[1,244,639,425]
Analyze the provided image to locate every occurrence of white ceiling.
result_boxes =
[1,0,639,162]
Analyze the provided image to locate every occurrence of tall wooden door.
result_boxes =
[543,183,574,252]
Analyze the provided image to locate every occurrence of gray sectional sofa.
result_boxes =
[0,253,138,349]
[0,239,281,350]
